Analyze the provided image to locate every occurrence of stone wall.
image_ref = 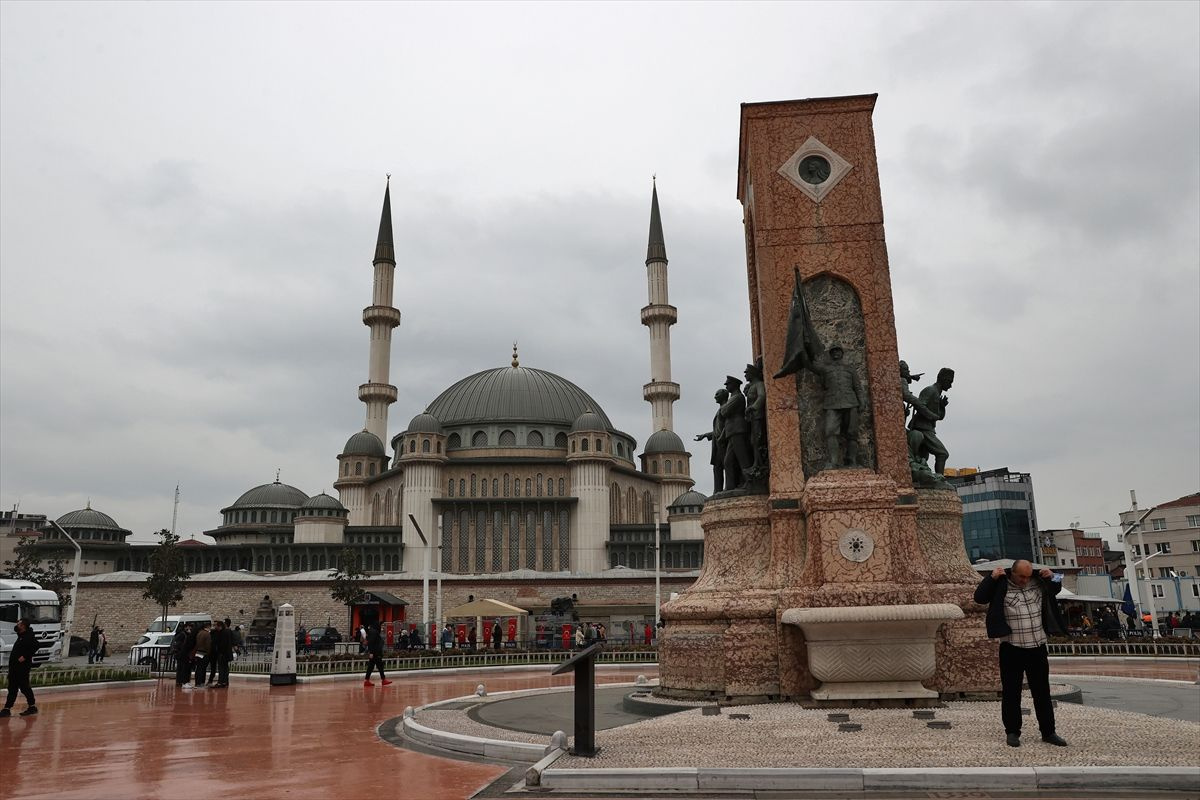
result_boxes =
[75,574,696,651]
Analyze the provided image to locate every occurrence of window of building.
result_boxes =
[528,430,544,447]
[1188,515,1200,528]
[504,474,511,496]
[481,478,488,497]
[581,438,589,452]
[1151,584,1165,598]
[555,432,567,449]
[472,431,488,447]
[343,463,349,476]
[368,463,376,476]
[559,478,565,495]
[537,474,543,496]
[665,460,673,474]
[595,438,602,452]
[409,440,416,453]
[459,479,465,496]
[355,462,363,476]
[1191,539,1200,552]
[437,441,442,453]
[499,429,516,447]
[651,461,658,474]
[470,474,477,497]
[422,438,431,453]
[1151,518,1167,531]
[492,478,498,496]
[525,478,532,496]
[448,432,461,449]
[1156,542,1172,554]
[677,460,683,473]
[448,479,454,497]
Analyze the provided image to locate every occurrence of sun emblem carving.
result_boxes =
[838,528,874,563]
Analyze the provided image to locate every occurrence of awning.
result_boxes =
[356,590,407,606]
[444,598,529,618]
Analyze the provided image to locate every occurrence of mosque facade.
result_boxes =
[30,182,707,579]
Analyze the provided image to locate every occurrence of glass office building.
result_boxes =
[945,467,1038,563]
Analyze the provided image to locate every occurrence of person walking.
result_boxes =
[974,560,1068,748]
[440,624,453,650]
[96,629,108,663]
[88,625,100,665]
[1,619,43,717]
[492,620,502,650]
[185,622,211,690]
[574,625,585,650]
[363,623,391,687]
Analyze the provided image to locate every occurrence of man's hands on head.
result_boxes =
[992,567,1006,579]
[1039,568,1053,579]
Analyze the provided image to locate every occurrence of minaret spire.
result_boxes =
[640,178,680,434]
[359,177,402,443]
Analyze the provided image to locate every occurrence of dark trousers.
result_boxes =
[207,654,220,684]
[999,642,1056,736]
[194,656,208,686]
[175,655,191,685]
[217,656,230,685]
[364,654,385,681]
[4,664,35,708]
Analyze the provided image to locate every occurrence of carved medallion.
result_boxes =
[777,136,853,203]
[838,528,874,563]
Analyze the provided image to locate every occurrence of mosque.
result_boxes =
[31,182,708,579]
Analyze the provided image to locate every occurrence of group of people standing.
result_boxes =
[171,619,240,690]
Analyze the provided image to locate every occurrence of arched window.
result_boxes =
[343,462,349,476]
[537,473,543,496]
[300,555,308,571]
[257,556,265,572]
[355,462,363,476]
[527,430,544,447]
[368,463,376,476]
[409,440,416,453]
[274,555,283,572]
[384,489,392,524]
[492,478,499,496]
[481,478,488,497]
[472,431,488,447]
[643,491,654,523]
[571,440,576,453]
[422,438,431,453]
[504,474,511,496]
[546,478,553,497]
[555,432,568,449]
[448,479,455,497]
[270,510,278,523]
[581,438,589,452]
[610,484,622,523]
[371,495,381,525]
[610,552,619,569]
[459,478,466,496]
[470,474,477,497]
[436,441,442,453]
[627,487,638,523]
[665,460,673,474]
[558,478,565,495]
[525,478,532,496]
[499,429,516,446]
[652,460,659,474]
[677,460,683,473]
[514,478,521,497]
[595,438,602,452]
[448,432,461,449]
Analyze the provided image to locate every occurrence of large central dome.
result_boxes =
[425,366,613,428]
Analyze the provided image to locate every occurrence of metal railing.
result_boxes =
[1048,641,1200,658]
[227,649,659,676]
[0,664,151,688]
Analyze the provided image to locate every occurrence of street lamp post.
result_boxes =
[653,507,662,629]
[48,521,81,662]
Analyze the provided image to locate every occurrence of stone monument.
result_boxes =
[658,95,998,703]
[270,602,297,686]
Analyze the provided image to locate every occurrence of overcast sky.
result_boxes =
[2,2,1197,549]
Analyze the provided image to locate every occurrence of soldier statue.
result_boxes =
[695,388,730,494]
[899,360,924,422]
[804,345,866,469]
[719,376,753,491]
[743,359,768,488]
[908,367,954,477]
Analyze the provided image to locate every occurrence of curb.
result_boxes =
[401,715,549,762]
[537,765,1200,793]
[25,679,158,694]
[227,662,656,683]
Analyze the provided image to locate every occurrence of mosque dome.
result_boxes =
[644,429,686,454]
[570,410,607,432]
[341,430,386,457]
[426,365,614,429]
[226,481,309,510]
[57,506,125,531]
[300,492,345,511]
[668,490,707,513]
[405,412,444,434]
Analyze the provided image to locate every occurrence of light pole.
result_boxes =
[406,514,431,637]
[1119,500,1155,637]
[48,521,81,662]
[652,506,662,629]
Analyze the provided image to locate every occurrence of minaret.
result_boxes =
[641,179,680,433]
[359,178,402,443]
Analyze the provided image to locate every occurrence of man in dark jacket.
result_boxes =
[363,623,391,687]
[212,620,233,688]
[88,625,100,665]
[2,619,43,717]
[171,623,193,686]
[974,560,1068,748]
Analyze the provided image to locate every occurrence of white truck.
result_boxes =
[0,578,63,664]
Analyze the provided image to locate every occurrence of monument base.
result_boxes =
[270,673,297,686]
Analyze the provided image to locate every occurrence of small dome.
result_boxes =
[342,430,386,457]
[300,492,345,511]
[644,429,686,454]
[57,507,124,531]
[227,481,309,510]
[669,490,708,511]
[571,410,607,432]
[406,412,443,434]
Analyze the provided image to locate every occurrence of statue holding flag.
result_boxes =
[773,268,823,380]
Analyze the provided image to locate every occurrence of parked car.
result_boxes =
[127,632,176,666]
[304,627,343,650]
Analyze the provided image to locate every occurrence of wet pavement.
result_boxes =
[0,666,649,800]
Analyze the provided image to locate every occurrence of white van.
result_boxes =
[146,613,212,634]
[0,578,63,664]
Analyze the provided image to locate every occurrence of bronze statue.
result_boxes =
[774,268,823,380]
[806,345,866,469]
[743,359,769,490]
[695,388,730,493]
[899,360,924,422]
[719,376,753,491]
[908,367,954,477]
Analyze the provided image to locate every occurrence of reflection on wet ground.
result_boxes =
[0,666,651,800]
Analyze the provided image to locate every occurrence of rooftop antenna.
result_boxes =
[275,468,281,483]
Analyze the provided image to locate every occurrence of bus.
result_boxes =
[0,578,63,665]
